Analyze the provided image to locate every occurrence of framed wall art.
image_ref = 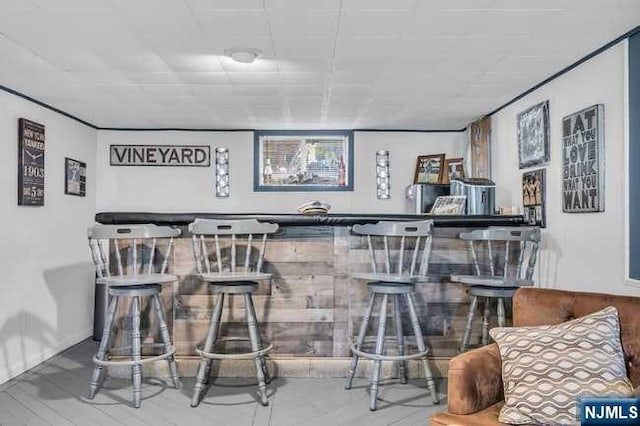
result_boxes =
[517,100,550,169]
[522,168,545,227]
[429,195,467,215]
[18,118,45,206]
[413,153,445,184]
[442,157,465,184]
[64,157,86,197]
[561,104,605,213]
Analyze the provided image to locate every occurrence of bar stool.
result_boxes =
[189,218,278,407]
[87,224,181,408]
[346,220,439,411]
[451,226,540,352]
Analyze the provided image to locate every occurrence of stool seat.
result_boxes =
[467,286,518,299]
[109,283,164,297]
[199,271,272,282]
[451,274,533,288]
[367,281,415,294]
[98,273,178,287]
[352,272,420,283]
[87,224,181,408]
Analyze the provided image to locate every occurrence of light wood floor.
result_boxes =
[0,339,446,426]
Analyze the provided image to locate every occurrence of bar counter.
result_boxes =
[96,212,524,228]
[95,212,525,378]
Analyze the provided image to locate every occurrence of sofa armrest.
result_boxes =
[447,343,504,415]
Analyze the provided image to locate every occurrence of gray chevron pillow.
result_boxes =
[490,306,634,425]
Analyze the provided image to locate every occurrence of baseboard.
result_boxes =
[0,326,93,385]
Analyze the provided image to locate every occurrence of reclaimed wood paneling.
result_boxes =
[108,225,506,366]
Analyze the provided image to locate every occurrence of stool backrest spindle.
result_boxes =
[351,220,435,280]
[188,219,279,276]
[459,227,540,283]
[88,224,181,279]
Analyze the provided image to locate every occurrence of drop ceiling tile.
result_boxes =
[199,34,274,55]
[334,35,401,60]
[160,54,224,73]
[175,72,230,84]
[231,85,281,96]
[138,84,194,97]
[269,12,339,36]
[185,0,264,11]
[274,37,335,59]
[190,85,238,97]
[280,72,327,84]
[219,57,280,73]
[278,59,332,73]
[266,0,340,12]
[71,69,131,85]
[108,55,173,73]
[339,11,411,37]
[48,50,109,73]
[341,0,417,12]
[125,72,183,85]
[283,85,326,96]
[332,56,388,73]
[31,0,111,11]
[227,72,281,85]
[195,11,270,36]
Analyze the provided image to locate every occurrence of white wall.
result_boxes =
[491,42,637,296]
[0,91,97,384]
[96,130,466,214]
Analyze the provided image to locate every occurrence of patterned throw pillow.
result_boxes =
[489,306,634,425]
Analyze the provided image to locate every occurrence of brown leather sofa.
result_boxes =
[431,287,640,425]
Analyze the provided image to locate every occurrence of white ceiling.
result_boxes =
[0,0,639,130]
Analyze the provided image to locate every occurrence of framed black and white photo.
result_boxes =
[561,104,605,213]
[65,157,86,197]
[442,157,465,184]
[414,154,445,184]
[522,168,545,227]
[517,100,550,169]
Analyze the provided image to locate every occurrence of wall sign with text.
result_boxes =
[562,104,605,213]
[18,118,45,206]
[110,145,211,166]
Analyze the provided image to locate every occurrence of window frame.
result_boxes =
[253,130,354,192]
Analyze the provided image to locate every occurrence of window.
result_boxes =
[253,130,354,192]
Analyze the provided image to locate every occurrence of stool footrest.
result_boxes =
[93,346,176,367]
[349,341,429,362]
[196,341,273,360]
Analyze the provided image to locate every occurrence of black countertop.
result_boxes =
[95,212,525,228]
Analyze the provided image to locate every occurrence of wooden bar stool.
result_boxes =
[451,226,541,352]
[346,220,439,411]
[87,224,181,408]
[188,218,278,407]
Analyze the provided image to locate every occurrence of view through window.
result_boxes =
[255,131,352,191]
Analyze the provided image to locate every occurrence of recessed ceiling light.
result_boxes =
[224,48,263,64]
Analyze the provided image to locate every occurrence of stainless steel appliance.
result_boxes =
[450,178,496,215]
[405,183,450,213]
